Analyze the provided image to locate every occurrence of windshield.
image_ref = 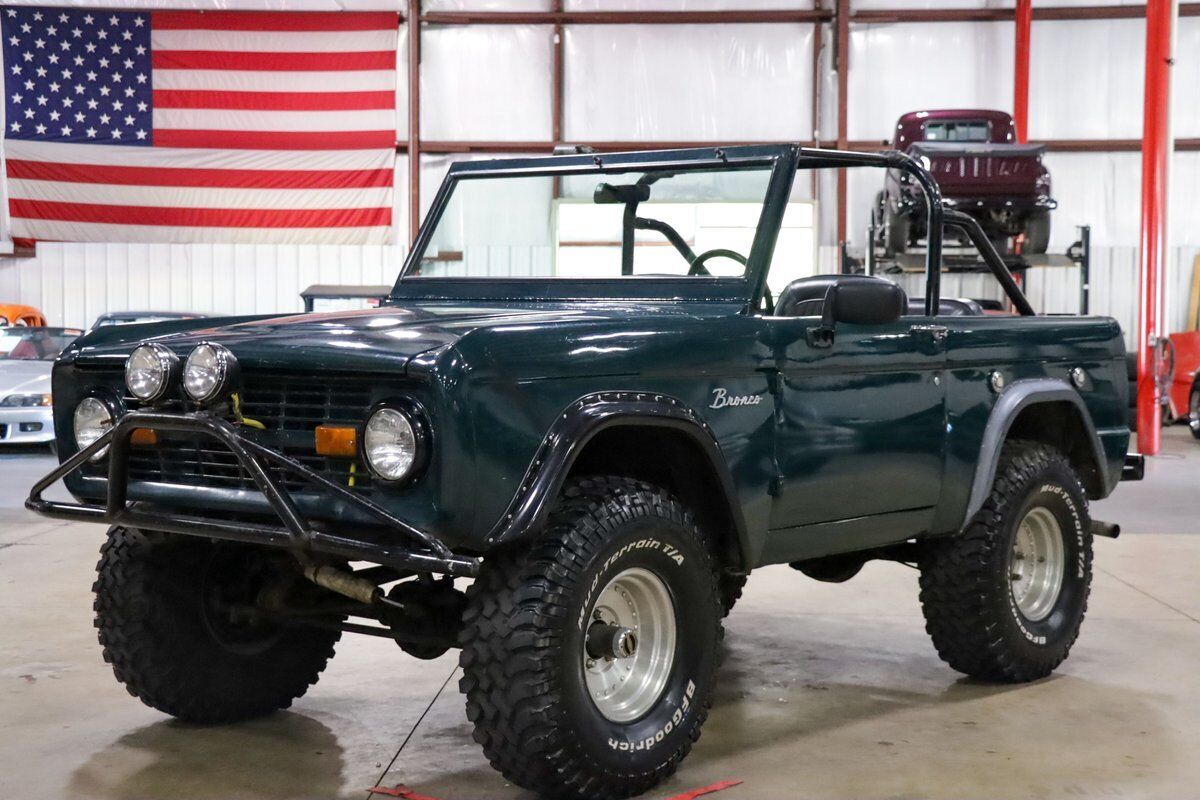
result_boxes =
[406,165,773,281]
[0,329,79,361]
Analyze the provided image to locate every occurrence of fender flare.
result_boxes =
[961,378,1109,531]
[484,391,749,567]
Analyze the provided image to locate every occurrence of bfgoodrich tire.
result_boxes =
[94,527,341,723]
[918,442,1092,683]
[459,477,722,800]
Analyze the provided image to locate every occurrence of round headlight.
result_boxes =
[363,406,424,483]
[125,344,177,402]
[183,343,236,404]
[74,397,115,460]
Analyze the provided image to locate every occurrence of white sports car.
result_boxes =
[0,328,82,448]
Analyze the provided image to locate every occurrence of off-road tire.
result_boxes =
[918,442,1092,683]
[719,573,747,616]
[885,203,910,255]
[1023,209,1051,255]
[459,476,723,800]
[94,526,341,723]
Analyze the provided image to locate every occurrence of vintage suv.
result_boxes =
[29,145,1141,800]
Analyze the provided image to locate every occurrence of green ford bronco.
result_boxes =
[30,145,1142,799]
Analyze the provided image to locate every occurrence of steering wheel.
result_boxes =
[688,248,747,277]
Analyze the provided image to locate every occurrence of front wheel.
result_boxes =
[94,527,341,723]
[918,442,1092,683]
[459,477,722,800]
[884,203,910,255]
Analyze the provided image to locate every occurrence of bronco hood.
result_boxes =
[67,303,612,374]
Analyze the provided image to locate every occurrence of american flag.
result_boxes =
[2,7,398,245]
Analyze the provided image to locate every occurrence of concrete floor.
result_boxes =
[1,429,1198,800]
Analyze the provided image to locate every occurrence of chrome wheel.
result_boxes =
[583,567,676,723]
[1009,506,1065,622]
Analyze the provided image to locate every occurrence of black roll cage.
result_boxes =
[394,144,1034,318]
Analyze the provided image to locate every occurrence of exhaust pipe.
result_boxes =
[1091,520,1121,539]
[304,564,381,605]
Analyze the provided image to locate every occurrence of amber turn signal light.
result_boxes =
[130,428,157,447]
[315,424,358,457]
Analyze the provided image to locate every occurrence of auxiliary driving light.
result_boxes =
[73,396,115,461]
[125,343,178,403]
[182,343,237,404]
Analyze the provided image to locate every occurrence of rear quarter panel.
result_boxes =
[932,314,1129,534]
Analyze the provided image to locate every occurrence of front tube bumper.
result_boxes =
[25,411,479,577]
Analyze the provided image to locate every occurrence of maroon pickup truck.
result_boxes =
[875,109,1056,255]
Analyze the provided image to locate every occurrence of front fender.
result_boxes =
[484,391,749,564]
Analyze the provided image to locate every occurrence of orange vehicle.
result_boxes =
[0,304,47,328]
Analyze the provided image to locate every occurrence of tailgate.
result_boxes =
[909,142,1046,198]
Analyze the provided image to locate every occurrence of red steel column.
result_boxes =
[1136,0,1176,454]
[407,0,421,245]
[1014,0,1032,143]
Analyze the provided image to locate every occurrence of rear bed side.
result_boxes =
[930,315,1129,536]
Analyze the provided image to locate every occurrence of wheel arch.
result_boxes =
[485,392,750,573]
[961,379,1109,531]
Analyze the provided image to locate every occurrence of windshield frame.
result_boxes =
[392,145,961,315]
[392,145,797,305]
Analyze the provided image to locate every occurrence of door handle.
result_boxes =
[910,324,949,343]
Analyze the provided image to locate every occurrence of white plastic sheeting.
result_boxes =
[421,25,553,141]
[1029,19,1144,140]
[566,1,809,9]
[564,24,814,141]
[848,22,1014,141]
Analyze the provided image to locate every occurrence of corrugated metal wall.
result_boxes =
[0,242,403,328]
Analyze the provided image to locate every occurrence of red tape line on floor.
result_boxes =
[367,786,443,800]
[665,779,744,800]
[368,778,742,800]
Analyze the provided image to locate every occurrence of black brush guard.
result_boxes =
[25,411,479,578]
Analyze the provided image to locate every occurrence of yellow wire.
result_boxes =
[231,393,266,430]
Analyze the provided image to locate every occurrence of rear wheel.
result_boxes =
[918,442,1091,682]
[459,477,722,800]
[94,527,341,723]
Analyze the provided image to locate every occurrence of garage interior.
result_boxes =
[2,1,1199,799]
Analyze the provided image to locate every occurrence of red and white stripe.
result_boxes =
[6,11,398,245]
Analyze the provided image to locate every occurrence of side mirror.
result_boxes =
[807,281,906,347]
